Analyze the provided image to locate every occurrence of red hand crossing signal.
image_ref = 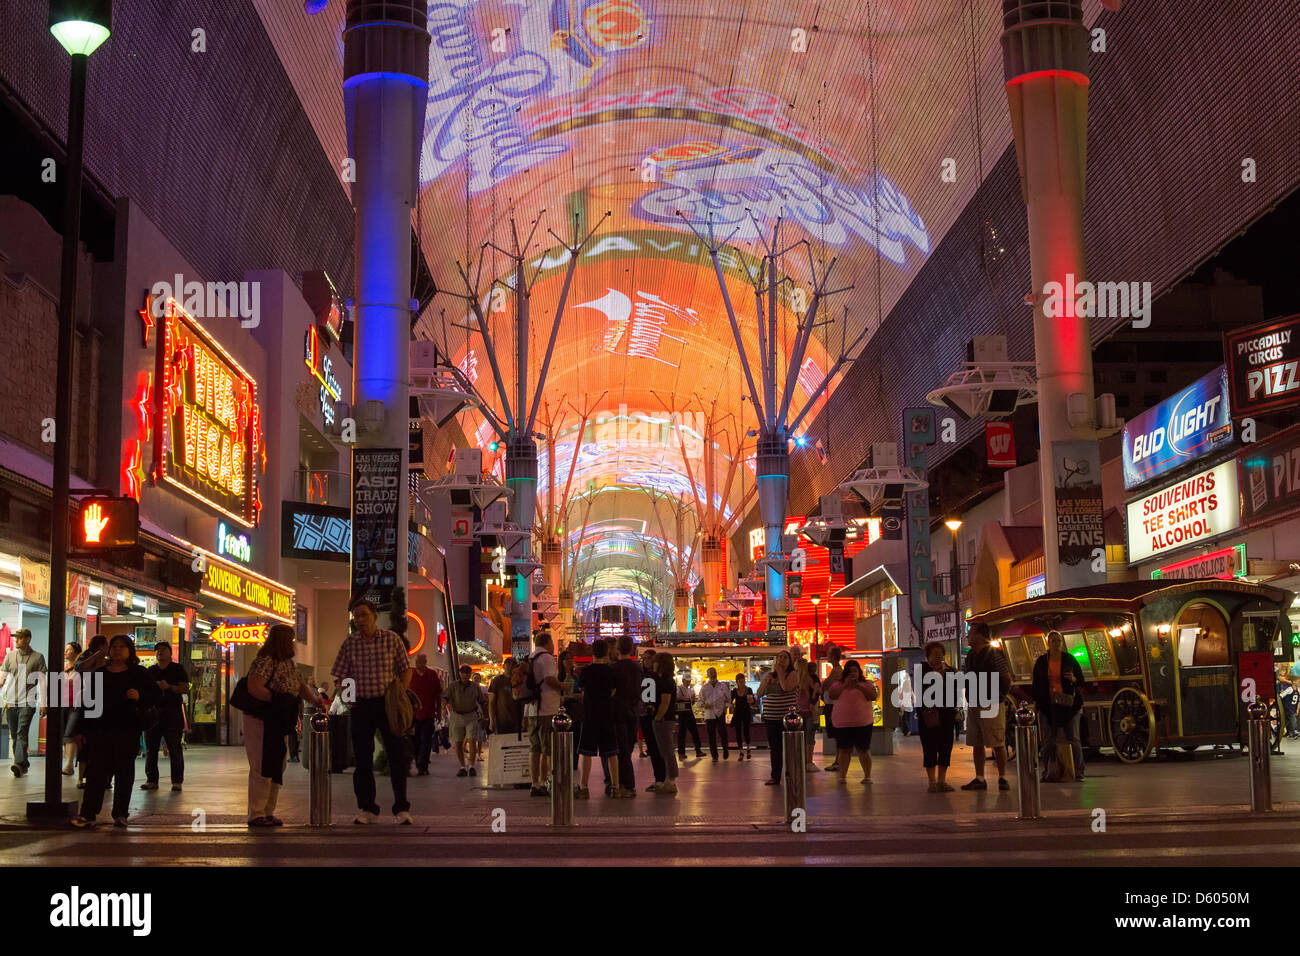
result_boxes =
[71,497,139,552]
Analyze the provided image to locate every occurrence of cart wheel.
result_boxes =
[1109,688,1155,763]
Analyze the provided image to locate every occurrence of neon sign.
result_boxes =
[217,521,252,563]
[151,295,262,527]
[305,325,342,426]
[211,622,268,646]
[199,551,294,623]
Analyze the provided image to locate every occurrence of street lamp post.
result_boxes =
[944,518,962,669]
[810,593,821,649]
[32,0,112,822]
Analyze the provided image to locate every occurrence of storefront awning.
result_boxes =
[832,563,907,599]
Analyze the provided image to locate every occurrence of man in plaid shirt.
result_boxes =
[332,599,413,824]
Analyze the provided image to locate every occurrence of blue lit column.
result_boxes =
[756,431,788,619]
[343,0,429,618]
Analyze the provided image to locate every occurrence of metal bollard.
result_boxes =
[550,707,574,827]
[308,710,332,827]
[782,709,806,826]
[1014,703,1041,820]
[1247,700,1272,813]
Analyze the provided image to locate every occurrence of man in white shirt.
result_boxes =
[522,632,563,796]
[675,678,703,759]
[699,668,730,761]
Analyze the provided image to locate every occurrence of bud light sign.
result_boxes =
[1122,365,1233,490]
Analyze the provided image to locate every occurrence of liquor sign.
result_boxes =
[1225,314,1300,418]
[1122,365,1233,490]
[211,622,269,646]
[1052,440,1107,588]
[1125,461,1241,565]
[1151,544,1247,581]
[71,496,139,551]
[199,551,295,623]
[153,296,263,527]
[1238,425,1300,526]
[985,420,1016,468]
[351,448,402,610]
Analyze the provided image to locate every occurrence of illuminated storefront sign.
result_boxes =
[1151,544,1247,581]
[217,521,251,563]
[1122,366,1233,490]
[151,296,263,527]
[1225,314,1300,419]
[1238,425,1300,526]
[211,622,269,645]
[305,324,342,426]
[1125,461,1241,565]
[199,551,294,623]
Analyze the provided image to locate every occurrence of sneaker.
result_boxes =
[695,751,704,758]
[456,768,468,777]
[529,786,548,797]
[353,811,381,825]
[661,781,678,794]
[617,787,637,799]
[805,763,820,772]
[266,816,284,826]
[75,781,85,790]
[140,782,158,791]
[960,778,987,791]
[396,811,414,825]
[604,784,615,796]
[822,763,838,772]
[9,765,21,778]
[468,767,476,777]
[70,816,95,829]
[998,777,1010,791]
[938,782,955,793]
[861,778,872,786]
[171,785,182,793]
[248,816,273,827]
[113,817,128,828]
[645,782,662,792]
[575,787,590,799]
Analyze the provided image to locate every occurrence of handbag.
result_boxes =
[921,708,941,729]
[230,676,262,715]
[1050,691,1074,708]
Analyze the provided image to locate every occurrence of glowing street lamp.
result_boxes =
[35,0,113,822]
[810,593,822,648]
[944,518,962,666]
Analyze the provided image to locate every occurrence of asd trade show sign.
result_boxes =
[1122,366,1233,490]
[1125,461,1241,564]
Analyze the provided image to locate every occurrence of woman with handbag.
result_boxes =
[71,635,161,828]
[825,659,878,785]
[917,641,957,792]
[240,624,327,826]
[1032,630,1085,781]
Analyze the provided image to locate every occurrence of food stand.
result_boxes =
[969,579,1293,762]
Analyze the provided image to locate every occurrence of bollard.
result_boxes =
[550,707,574,827]
[782,708,806,827]
[1247,700,1272,813]
[308,710,332,827]
[1014,703,1040,821]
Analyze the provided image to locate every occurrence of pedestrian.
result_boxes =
[820,645,843,771]
[519,632,562,797]
[637,648,666,787]
[471,673,489,759]
[1032,630,1085,782]
[959,622,1014,792]
[331,599,415,824]
[70,635,160,828]
[575,638,619,798]
[675,675,703,758]
[0,628,46,778]
[61,642,81,776]
[408,653,441,775]
[610,635,642,797]
[757,652,798,785]
[558,653,584,771]
[650,651,678,794]
[1280,676,1299,738]
[825,659,877,785]
[445,664,485,776]
[730,673,756,757]
[917,642,957,792]
[72,635,108,789]
[238,624,327,827]
[699,667,730,761]
[487,658,522,738]
[795,657,822,772]
[141,641,189,793]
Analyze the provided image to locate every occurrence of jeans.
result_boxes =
[676,711,702,755]
[350,697,410,815]
[615,715,637,790]
[413,717,435,771]
[1041,710,1085,776]
[705,716,730,757]
[764,719,784,781]
[1286,710,1299,737]
[639,714,666,782]
[144,721,185,784]
[80,728,138,820]
[732,714,752,750]
[653,720,678,779]
[7,707,34,768]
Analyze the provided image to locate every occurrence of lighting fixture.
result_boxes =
[50,0,112,56]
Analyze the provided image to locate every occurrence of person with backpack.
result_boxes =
[516,632,563,797]
[331,599,414,824]
[960,622,1015,792]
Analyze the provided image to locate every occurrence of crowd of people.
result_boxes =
[0,606,1121,828]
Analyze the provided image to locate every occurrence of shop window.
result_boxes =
[1003,636,1031,679]
[1083,629,1116,678]
[1175,603,1230,667]
[1064,631,1094,678]
[1024,632,1047,663]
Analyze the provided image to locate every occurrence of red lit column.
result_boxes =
[1002,1,1099,592]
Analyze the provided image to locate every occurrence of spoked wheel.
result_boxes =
[1109,688,1156,763]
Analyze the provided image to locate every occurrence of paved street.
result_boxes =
[2,733,1295,866]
